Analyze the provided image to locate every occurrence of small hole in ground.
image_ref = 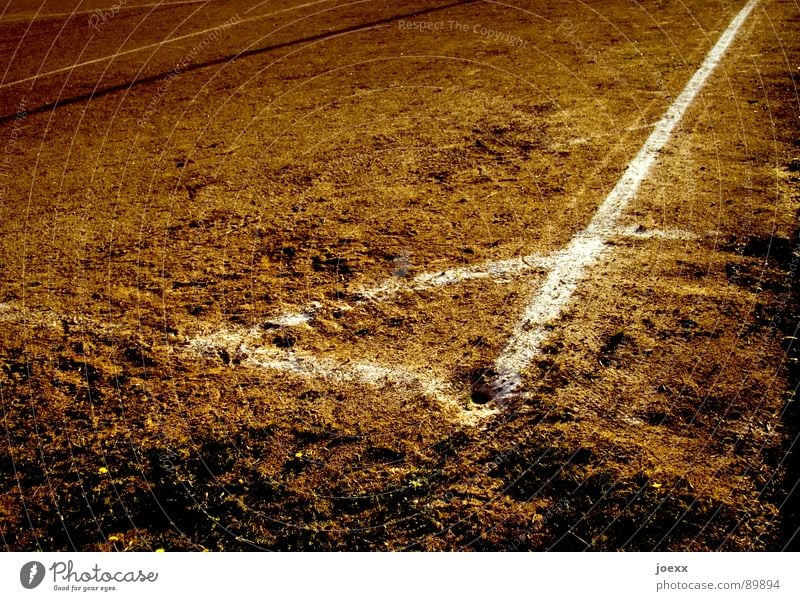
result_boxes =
[468,367,496,405]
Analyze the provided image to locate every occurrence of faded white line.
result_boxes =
[263,225,695,328]
[188,324,495,424]
[263,302,322,328]
[245,353,496,426]
[261,251,554,328]
[0,302,73,329]
[359,252,554,301]
[492,0,759,399]
[0,301,491,423]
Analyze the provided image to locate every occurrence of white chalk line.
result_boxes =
[0,302,491,424]
[0,1,209,24]
[0,1,756,424]
[0,0,340,89]
[0,224,689,421]
[0,223,697,424]
[187,324,495,425]
[181,224,694,421]
[359,252,555,300]
[491,0,759,399]
[263,225,696,328]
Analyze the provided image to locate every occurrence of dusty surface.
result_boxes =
[0,0,799,550]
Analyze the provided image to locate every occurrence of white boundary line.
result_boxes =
[258,251,554,328]
[357,252,554,300]
[187,324,496,425]
[491,0,760,399]
[0,0,755,416]
[0,225,692,424]
[262,226,694,328]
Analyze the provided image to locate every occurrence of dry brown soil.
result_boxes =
[0,0,799,550]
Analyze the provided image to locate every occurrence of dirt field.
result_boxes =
[0,0,799,551]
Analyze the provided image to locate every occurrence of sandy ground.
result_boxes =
[0,0,799,550]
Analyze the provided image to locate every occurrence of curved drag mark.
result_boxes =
[491,0,760,400]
